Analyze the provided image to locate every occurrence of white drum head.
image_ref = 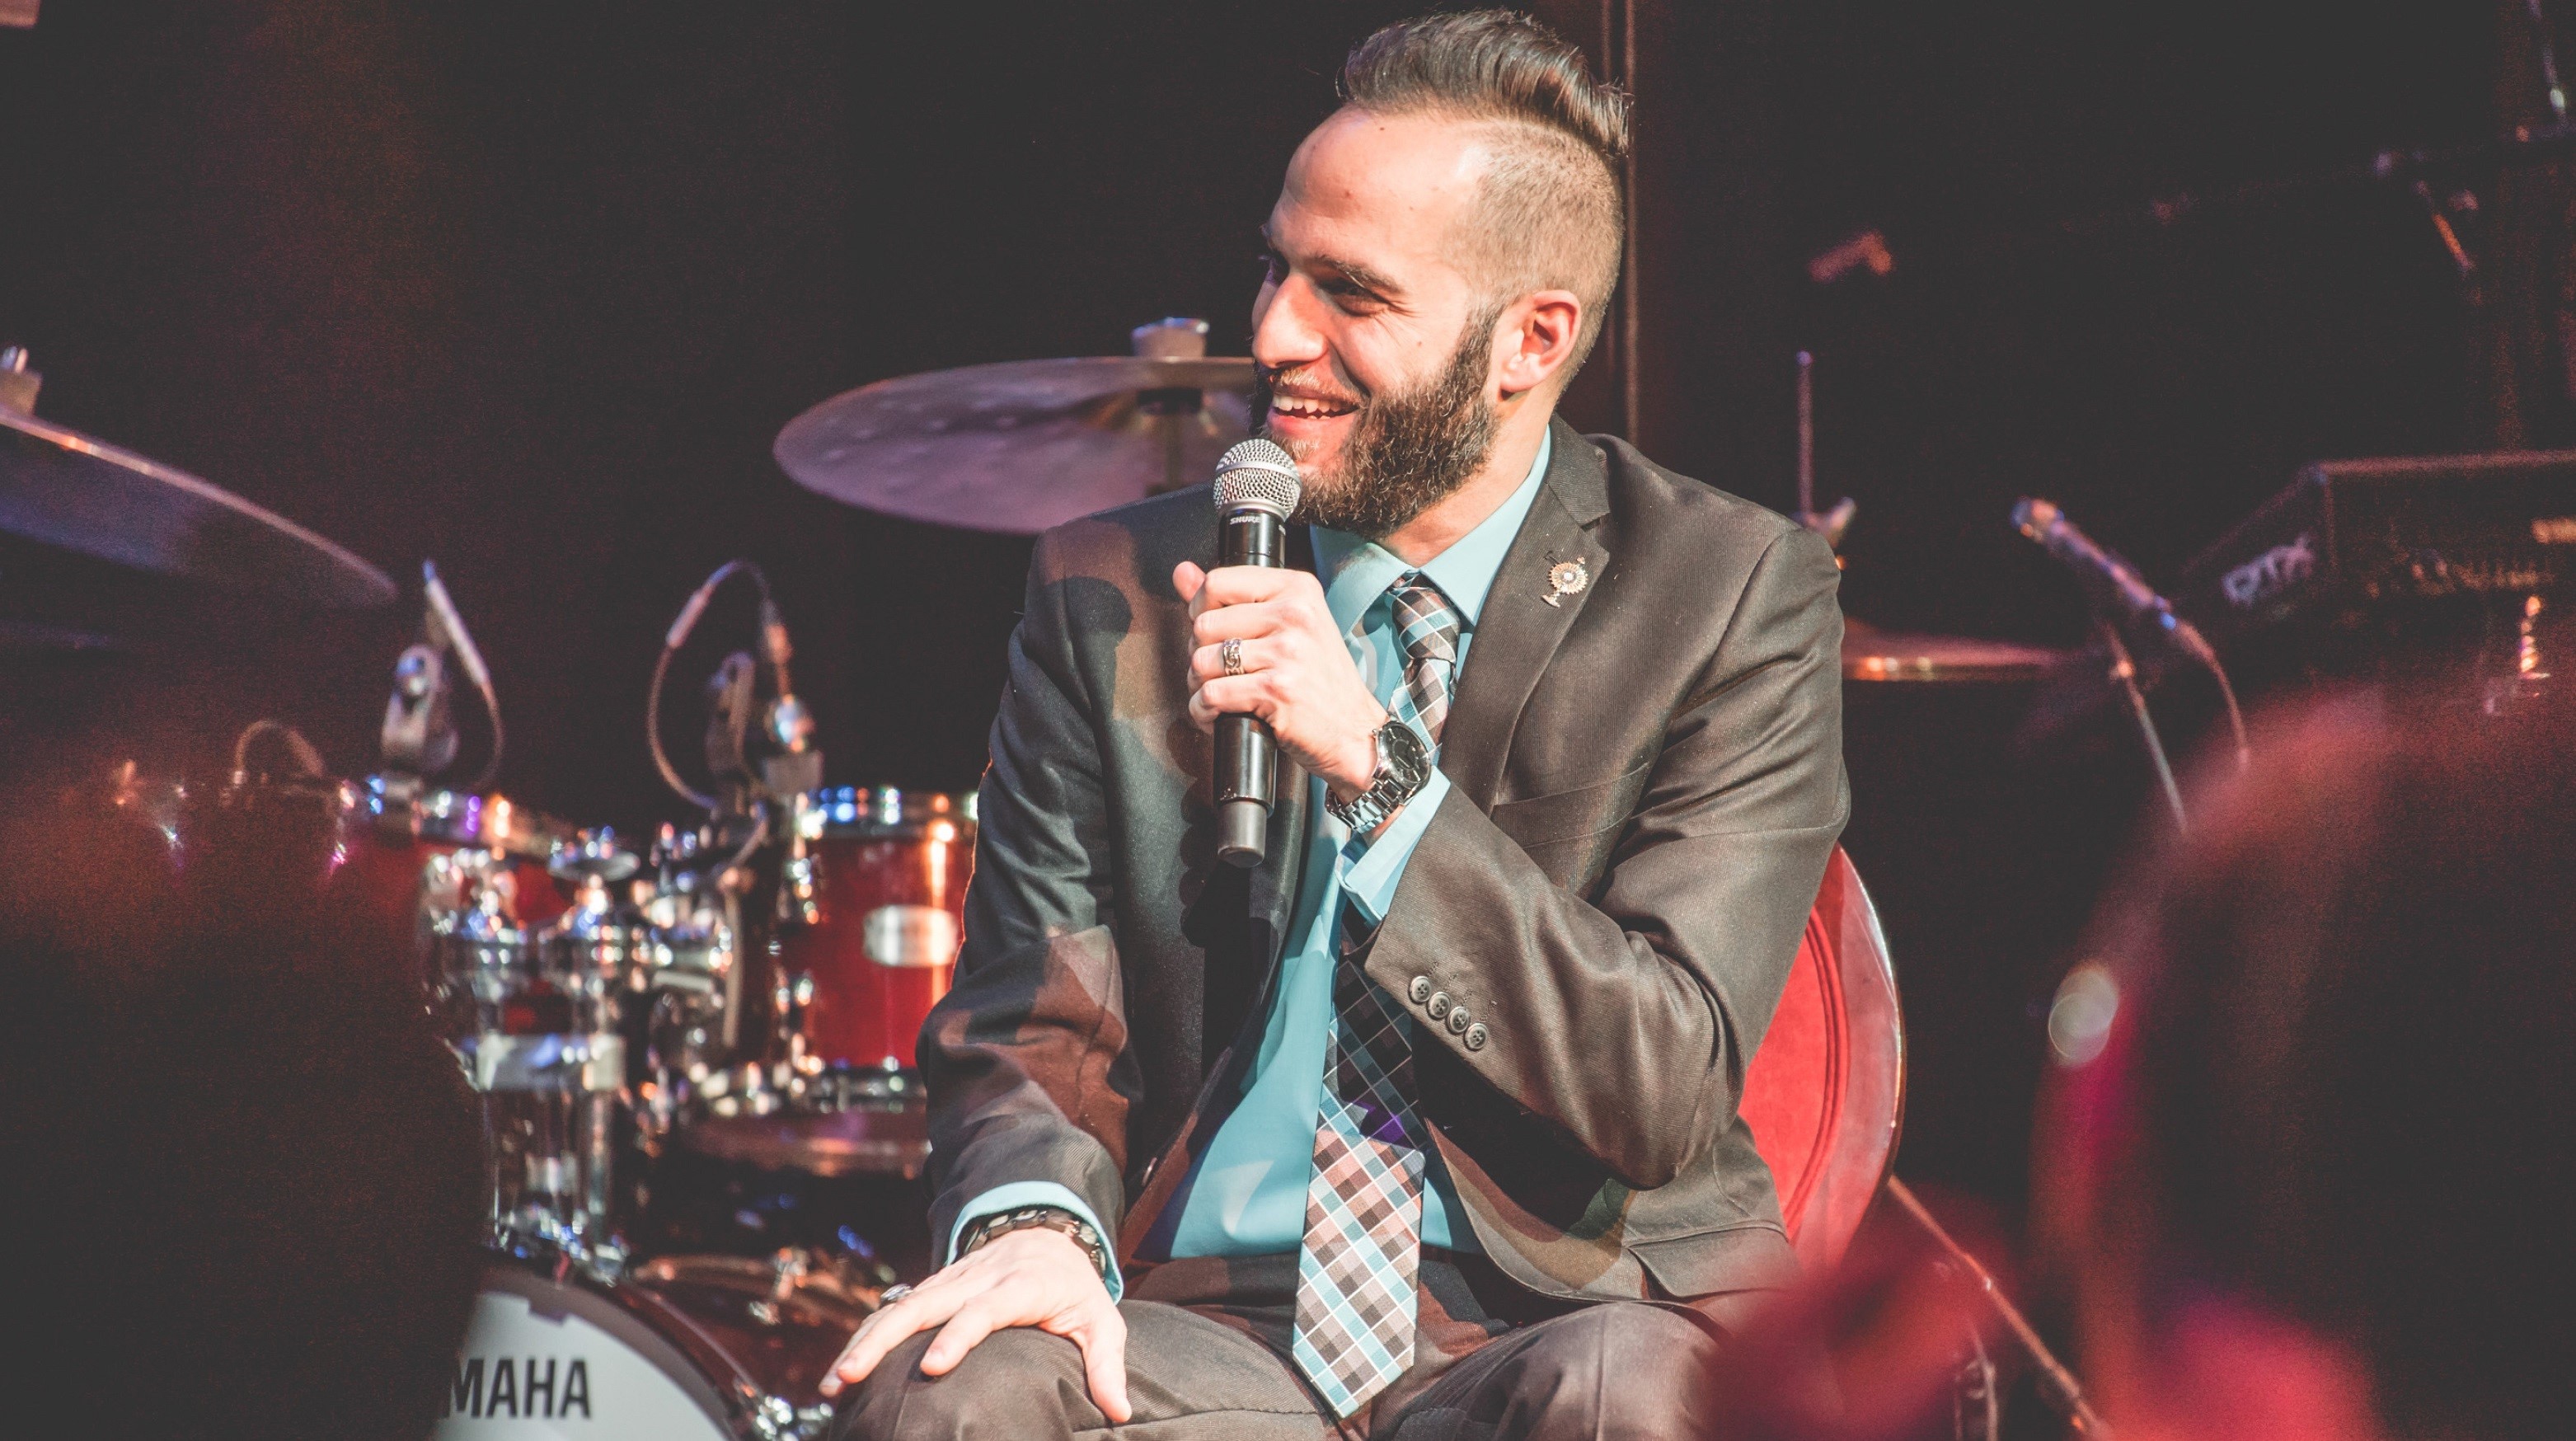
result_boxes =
[431,1265,736,1440]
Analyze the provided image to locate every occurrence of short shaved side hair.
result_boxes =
[1340,11,1631,378]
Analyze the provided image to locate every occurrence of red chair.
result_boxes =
[1738,847,1904,1272]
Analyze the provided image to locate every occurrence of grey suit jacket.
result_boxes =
[921,416,1847,1303]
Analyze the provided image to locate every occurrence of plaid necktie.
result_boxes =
[1291,572,1459,1417]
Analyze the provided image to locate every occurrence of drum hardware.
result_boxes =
[432,892,633,1256]
[633,562,859,1140]
[1792,350,1858,552]
[773,317,1255,535]
[659,785,972,1181]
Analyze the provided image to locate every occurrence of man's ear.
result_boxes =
[1494,290,1584,399]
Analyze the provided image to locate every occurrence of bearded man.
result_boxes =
[824,12,1846,1439]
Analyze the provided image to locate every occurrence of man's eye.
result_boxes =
[1255,251,1285,283]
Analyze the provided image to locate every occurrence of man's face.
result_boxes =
[1251,108,1505,537]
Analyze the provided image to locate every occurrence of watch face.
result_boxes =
[1379,719,1433,789]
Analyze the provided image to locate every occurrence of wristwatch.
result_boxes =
[1326,716,1433,835]
[958,1204,1113,1283]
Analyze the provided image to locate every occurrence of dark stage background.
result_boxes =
[0,2,2531,1223]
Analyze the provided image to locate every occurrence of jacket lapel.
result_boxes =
[1440,419,1613,808]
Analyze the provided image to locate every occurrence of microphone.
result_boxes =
[382,561,502,786]
[1211,438,1302,867]
[2012,498,2218,667]
[755,594,822,800]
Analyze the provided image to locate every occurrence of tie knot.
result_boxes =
[1390,574,1460,665]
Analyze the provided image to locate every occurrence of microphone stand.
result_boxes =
[1884,1177,2116,1440]
[2099,620,2188,834]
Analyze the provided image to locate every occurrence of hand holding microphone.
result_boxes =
[1180,440,1390,866]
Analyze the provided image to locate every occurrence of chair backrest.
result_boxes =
[1737,846,1904,1273]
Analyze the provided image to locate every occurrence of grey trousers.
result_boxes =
[832,1250,1738,1441]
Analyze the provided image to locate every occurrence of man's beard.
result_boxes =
[1256,308,1502,541]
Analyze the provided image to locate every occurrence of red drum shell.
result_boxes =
[326,782,575,946]
[782,790,974,1073]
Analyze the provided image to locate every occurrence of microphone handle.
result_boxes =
[1214,507,1284,866]
[2037,515,2165,623]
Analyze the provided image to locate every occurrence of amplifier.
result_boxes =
[2177,450,2576,636]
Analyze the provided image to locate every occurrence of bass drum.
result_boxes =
[433,1254,870,1440]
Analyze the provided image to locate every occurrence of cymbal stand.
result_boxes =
[1792,351,1856,550]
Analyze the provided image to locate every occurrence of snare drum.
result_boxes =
[780,787,974,1077]
[433,1251,871,1440]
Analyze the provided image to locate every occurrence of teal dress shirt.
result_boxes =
[950,434,1554,1293]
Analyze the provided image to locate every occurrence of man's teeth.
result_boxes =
[1272,397,1353,418]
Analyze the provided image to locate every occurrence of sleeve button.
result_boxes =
[1426,991,1452,1020]
[1408,976,1433,1004]
[1463,1023,1489,1051]
[1446,1007,1471,1035]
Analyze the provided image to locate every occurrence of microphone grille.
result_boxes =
[1213,439,1302,516]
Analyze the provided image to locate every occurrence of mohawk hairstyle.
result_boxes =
[1339,11,1631,368]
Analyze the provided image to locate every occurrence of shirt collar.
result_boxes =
[1313,427,1553,636]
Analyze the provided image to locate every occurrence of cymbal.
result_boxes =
[776,355,1255,534]
[0,406,395,608]
[1842,617,2079,683]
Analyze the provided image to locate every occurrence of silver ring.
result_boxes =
[879,1283,913,1306]
[1221,637,1246,676]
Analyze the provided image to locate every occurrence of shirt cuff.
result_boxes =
[1338,770,1449,928]
[947,1181,1124,1301]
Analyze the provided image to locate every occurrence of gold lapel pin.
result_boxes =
[1543,556,1588,608]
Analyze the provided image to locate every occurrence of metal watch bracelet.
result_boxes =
[1326,716,1430,833]
[957,1204,1112,1283]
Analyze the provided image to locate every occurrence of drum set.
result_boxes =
[1,320,1283,1439]
[88,708,969,1437]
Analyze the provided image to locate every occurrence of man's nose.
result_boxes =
[1250,279,1327,373]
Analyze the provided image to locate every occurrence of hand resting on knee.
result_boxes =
[818,1227,1132,1422]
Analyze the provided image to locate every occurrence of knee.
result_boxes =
[1515,1305,1723,1434]
[830,1327,1088,1441]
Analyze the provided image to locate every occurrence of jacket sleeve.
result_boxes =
[917,533,1138,1259]
[1362,527,1846,1190]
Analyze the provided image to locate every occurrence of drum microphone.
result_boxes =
[383,561,503,787]
[650,558,823,811]
[2012,498,2218,667]
[1211,438,1302,867]
[755,594,822,800]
